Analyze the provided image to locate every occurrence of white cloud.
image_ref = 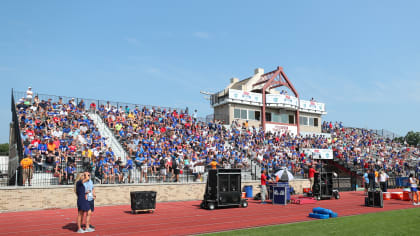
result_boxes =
[193,31,210,39]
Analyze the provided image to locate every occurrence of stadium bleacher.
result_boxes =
[7,89,420,187]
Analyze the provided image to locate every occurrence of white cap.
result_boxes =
[28,86,32,89]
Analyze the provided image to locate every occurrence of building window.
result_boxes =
[309,117,314,126]
[234,109,240,119]
[241,109,247,120]
[248,110,255,120]
[299,116,319,126]
[255,111,261,121]
[280,114,288,123]
[272,113,280,123]
[299,116,308,126]
[265,112,272,122]
[289,115,295,124]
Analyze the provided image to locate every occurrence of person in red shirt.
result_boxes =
[308,165,317,191]
[260,169,272,204]
[89,102,96,112]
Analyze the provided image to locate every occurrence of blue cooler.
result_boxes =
[244,185,253,198]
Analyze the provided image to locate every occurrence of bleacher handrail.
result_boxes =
[12,90,185,114]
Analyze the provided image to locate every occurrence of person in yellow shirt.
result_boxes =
[82,148,93,159]
[127,112,134,120]
[47,140,56,152]
[115,123,122,132]
[20,155,34,186]
[209,159,219,170]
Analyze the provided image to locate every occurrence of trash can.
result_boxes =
[244,185,253,198]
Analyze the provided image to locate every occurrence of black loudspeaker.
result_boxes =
[203,169,242,207]
[366,190,383,208]
[130,191,157,210]
[313,172,333,198]
[219,192,241,204]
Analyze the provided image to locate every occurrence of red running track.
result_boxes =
[0,191,418,236]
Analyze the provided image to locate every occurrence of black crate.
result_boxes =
[130,191,157,210]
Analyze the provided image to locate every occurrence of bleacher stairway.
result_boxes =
[88,112,128,163]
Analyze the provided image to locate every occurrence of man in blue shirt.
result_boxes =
[66,163,76,184]
[126,156,134,183]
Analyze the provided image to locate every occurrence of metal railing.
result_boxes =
[13,90,185,115]
[88,112,128,162]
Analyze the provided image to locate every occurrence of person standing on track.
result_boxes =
[308,165,317,191]
[83,171,96,230]
[260,169,272,204]
[363,169,370,195]
[409,174,419,206]
[379,170,389,193]
[75,173,94,233]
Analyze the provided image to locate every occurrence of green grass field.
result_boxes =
[205,207,420,236]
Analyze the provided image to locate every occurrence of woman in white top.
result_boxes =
[26,87,33,102]
[409,174,419,205]
[379,171,389,193]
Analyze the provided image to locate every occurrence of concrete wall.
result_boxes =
[229,103,261,128]
[0,179,309,212]
[213,104,230,124]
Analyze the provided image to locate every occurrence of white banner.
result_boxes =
[300,100,325,112]
[302,148,333,160]
[228,89,325,113]
[265,123,297,136]
[266,94,299,107]
[229,89,262,103]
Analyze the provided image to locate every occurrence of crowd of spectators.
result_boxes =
[322,121,420,177]
[95,104,333,182]
[96,104,253,183]
[16,87,419,186]
[17,87,108,185]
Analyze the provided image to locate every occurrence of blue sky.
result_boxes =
[1,0,419,143]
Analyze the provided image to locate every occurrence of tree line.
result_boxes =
[394,131,420,147]
[0,143,8,155]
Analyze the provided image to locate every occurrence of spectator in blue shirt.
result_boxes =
[126,156,134,183]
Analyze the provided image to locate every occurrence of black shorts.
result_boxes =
[88,200,94,212]
[174,169,180,175]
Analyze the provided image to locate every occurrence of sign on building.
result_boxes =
[265,123,298,136]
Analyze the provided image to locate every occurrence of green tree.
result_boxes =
[405,131,420,146]
[0,143,9,155]
[393,136,405,143]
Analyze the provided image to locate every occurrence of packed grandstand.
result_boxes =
[10,87,420,186]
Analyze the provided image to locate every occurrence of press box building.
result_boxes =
[210,66,327,135]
